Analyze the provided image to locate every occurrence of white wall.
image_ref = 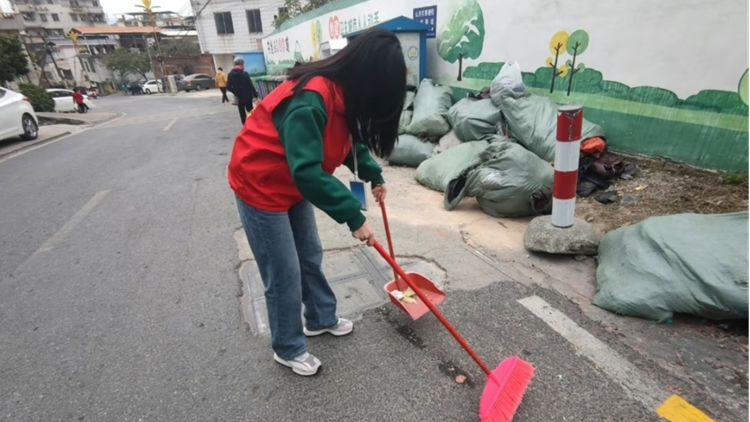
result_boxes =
[194,0,287,56]
[263,0,748,98]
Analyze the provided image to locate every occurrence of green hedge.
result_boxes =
[18,83,54,112]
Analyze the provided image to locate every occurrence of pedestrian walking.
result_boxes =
[228,28,406,376]
[226,58,259,125]
[216,67,229,104]
[73,88,87,113]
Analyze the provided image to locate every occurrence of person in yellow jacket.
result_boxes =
[216,67,229,104]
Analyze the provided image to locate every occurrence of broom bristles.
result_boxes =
[479,356,535,422]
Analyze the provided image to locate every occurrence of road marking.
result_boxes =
[657,395,716,422]
[163,117,178,131]
[517,295,666,410]
[36,190,110,254]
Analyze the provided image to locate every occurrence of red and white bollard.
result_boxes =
[552,104,583,228]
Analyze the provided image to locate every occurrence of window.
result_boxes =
[88,59,96,72]
[278,7,288,17]
[22,12,36,21]
[70,13,77,21]
[214,12,234,35]
[246,9,262,33]
[70,0,79,6]
[48,28,64,37]
[51,13,59,21]
[40,13,48,22]
[83,61,90,72]
[47,0,54,3]
[92,0,98,5]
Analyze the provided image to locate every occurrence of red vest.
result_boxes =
[228,76,351,211]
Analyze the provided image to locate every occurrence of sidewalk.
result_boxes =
[36,111,119,126]
[0,124,79,159]
[235,163,747,422]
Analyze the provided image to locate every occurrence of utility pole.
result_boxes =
[135,0,170,92]
[67,31,90,87]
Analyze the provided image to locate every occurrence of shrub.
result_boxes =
[18,83,55,112]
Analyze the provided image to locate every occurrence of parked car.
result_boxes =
[142,80,163,94]
[177,74,215,92]
[46,88,96,113]
[0,87,39,142]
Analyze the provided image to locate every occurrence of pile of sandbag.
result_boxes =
[405,79,453,137]
[490,62,605,161]
[593,212,749,322]
[389,79,453,167]
[447,98,501,142]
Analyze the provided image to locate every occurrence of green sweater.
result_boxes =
[273,90,385,231]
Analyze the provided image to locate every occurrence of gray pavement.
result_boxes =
[0,93,745,422]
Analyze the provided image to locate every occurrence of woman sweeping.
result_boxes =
[228,28,406,376]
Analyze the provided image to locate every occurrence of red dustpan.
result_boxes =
[379,200,445,320]
[372,241,535,422]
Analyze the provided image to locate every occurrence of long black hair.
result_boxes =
[286,28,406,158]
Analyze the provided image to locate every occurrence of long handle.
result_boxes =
[372,241,491,375]
[379,201,405,291]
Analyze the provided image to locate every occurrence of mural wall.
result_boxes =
[263,0,749,171]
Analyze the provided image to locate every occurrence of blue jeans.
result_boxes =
[237,198,338,360]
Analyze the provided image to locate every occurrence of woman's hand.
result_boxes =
[372,184,387,203]
[352,221,375,246]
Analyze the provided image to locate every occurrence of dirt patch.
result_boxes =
[577,157,748,233]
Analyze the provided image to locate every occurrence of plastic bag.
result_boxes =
[398,90,416,135]
[388,134,437,168]
[406,79,452,137]
[500,95,605,161]
[447,98,501,142]
[444,140,554,217]
[416,140,492,192]
[490,61,525,105]
[593,212,749,322]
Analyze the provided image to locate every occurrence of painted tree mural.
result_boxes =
[437,0,485,81]
[546,31,569,93]
[564,30,590,95]
[739,69,749,106]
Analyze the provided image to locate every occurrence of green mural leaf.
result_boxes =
[566,30,589,56]
[437,0,485,63]
[739,69,749,106]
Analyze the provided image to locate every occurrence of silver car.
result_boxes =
[177,74,215,92]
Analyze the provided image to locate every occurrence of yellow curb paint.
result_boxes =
[657,395,716,422]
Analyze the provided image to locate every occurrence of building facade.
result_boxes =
[192,0,286,72]
[9,0,107,87]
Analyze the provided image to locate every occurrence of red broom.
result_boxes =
[373,241,534,422]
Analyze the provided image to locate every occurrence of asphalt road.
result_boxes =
[0,93,727,422]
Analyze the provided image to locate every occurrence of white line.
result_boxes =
[36,190,110,253]
[0,113,127,165]
[163,117,178,131]
[518,295,667,410]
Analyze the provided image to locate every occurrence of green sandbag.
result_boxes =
[398,91,416,135]
[416,140,491,192]
[447,98,501,142]
[499,94,604,161]
[388,134,436,168]
[406,79,452,137]
[443,140,553,217]
[593,212,749,322]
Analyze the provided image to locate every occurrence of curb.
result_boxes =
[0,131,72,160]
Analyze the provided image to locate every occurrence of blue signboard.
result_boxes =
[413,6,437,38]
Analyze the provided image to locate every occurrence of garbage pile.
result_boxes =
[391,64,633,218]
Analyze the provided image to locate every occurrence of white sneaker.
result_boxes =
[303,318,354,337]
[274,352,321,376]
